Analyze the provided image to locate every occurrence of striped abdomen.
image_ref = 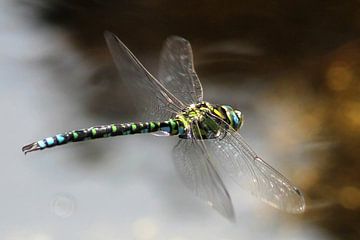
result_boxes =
[22,119,184,154]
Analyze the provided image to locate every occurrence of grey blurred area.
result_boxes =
[1,0,360,239]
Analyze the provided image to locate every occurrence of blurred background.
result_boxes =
[1,0,359,239]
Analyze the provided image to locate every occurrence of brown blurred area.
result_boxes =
[25,0,360,239]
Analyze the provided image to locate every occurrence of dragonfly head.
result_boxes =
[219,105,244,131]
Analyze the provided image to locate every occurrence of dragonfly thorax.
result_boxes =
[176,101,243,139]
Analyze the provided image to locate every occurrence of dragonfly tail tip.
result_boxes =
[22,142,40,155]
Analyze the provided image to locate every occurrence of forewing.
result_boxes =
[158,36,203,105]
[205,129,305,213]
[172,123,235,220]
[104,31,185,121]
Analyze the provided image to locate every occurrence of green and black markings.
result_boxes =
[22,119,184,154]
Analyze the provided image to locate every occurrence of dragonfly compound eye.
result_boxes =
[234,110,244,129]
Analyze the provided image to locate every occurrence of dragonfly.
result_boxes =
[22,31,305,220]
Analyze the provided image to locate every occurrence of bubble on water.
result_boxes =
[51,193,76,218]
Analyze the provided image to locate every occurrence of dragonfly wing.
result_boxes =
[204,128,305,213]
[158,36,203,105]
[172,122,235,220]
[173,139,235,220]
[104,31,185,121]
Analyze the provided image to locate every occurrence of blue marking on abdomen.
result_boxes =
[45,137,54,146]
[56,134,65,144]
[37,140,46,148]
[160,126,171,133]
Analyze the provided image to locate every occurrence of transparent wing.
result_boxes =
[172,122,235,220]
[104,31,185,121]
[203,120,305,213]
[158,36,203,105]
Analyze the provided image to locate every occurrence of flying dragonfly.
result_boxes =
[22,31,305,220]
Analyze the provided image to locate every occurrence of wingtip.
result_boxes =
[215,201,236,222]
[293,187,306,213]
[227,211,236,223]
[298,195,306,214]
[103,30,113,37]
[104,30,125,48]
[103,30,118,41]
[165,35,191,47]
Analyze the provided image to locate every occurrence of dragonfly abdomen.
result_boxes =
[22,119,183,154]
